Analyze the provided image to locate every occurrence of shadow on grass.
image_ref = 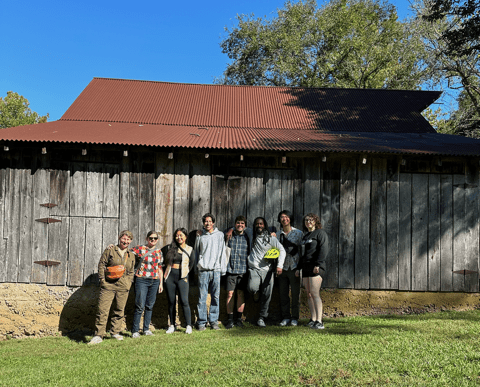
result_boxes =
[364,309,480,322]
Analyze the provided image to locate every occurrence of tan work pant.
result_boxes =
[94,286,129,337]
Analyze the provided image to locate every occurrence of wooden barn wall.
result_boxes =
[0,149,479,292]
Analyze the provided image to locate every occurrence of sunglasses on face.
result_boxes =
[149,237,158,241]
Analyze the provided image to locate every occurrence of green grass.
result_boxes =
[1,310,480,386]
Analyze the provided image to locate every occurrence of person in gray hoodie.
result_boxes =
[247,217,286,327]
[194,213,227,331]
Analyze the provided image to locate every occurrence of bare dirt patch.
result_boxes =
[1,283,479,340]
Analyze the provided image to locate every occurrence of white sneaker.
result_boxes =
[111,334,123,341]
[144,330,153,336]
[257,317,266,327]
[166,325,175,334]
[88,335,103,345]
[185,325,192,334]
[279,318,290,327]
[132,332,140,338]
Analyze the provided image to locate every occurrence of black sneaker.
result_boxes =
[211,323,220,330]
[306,319,315,327]
[311,321,324,330]
[235,318,244,328]
[225,320,235,329]
[197,324,206,331]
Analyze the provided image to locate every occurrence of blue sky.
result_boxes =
[2,0,415,121]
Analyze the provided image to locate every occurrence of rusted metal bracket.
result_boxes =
[34,260,61,267]
[35,218,62,224]
[40,203,57,208]
[453,270,478,275]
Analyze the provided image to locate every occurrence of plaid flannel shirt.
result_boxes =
[226,231,249,274]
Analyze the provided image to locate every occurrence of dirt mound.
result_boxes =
[1,283,479,340]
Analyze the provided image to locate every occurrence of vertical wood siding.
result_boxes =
[0,151,479,291]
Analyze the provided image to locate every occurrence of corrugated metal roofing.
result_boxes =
[2,120,480,156]
[60,78,440,134]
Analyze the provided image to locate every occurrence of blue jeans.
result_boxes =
[197,270,221,326]
[132,277,160,333]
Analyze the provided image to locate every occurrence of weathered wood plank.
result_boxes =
[47,217,69,285]
[119,156,130,231]
[18,169,34,283]
[355,161,371,289]
[292,159,304,231]
[189,154,211,232]
[212,175,228,232]
[321,159,340,288]
[83,218,104,284]
[265,169,282,231]
[453,174,466,291]
[67,217,85,287]
[411,173,428,291]
[139,170,155,239]
[398,173,412,290]
[440,174,453,291]
[428,174,441,291]
[228,172,247,227]
[86,163,104,217]
[370,158,387,289]
[49,169,70,217]
[464,164,479,292]
[386,159,400,289]
[174,153,190,232]
[5,168,21,282]
[0,166,6,283]
[31,161,50,284]
[129,168,140,243]
[69,163,87,217]
[155,152,174,248]
[339,158,356,288]
[281,169,294,217]
[304,158,321,218]
[246,169,265,225]
[103,164,120,218]
[103,218,120,252]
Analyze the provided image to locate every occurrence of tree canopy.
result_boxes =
[0,91,49,129]
[415,0,480,136]
[219,0,429,89]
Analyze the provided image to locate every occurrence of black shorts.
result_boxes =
[226,273,247,292]
[302,263,325,278]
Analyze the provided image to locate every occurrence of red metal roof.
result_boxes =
[2,120,480,156]
[61,78,439,134]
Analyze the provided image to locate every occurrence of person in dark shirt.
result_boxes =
[296,213,328,330]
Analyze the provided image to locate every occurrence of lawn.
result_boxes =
[1,310,479,386]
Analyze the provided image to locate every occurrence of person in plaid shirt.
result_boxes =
[130,231,163,338]
[224,216,253,329]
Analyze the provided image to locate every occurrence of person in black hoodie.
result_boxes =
[295,213,328,330]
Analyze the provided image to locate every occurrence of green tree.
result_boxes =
[0,91,49,129]
[414,0,479,135]
[219,0,429,89]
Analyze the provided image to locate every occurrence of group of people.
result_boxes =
[88,210,328,344]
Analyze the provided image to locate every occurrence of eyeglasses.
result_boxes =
[149,237,158,241]
[305,218,315,223]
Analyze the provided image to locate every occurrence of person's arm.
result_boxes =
[97,248,110,286]
[314,230,329,273]
[271,238,286,275]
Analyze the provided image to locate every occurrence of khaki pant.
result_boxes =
[94,286,130,337]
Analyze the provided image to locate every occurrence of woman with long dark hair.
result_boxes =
[163,228,195,334]
[296,213,328,329]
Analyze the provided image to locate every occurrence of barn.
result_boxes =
[1,77,479,298]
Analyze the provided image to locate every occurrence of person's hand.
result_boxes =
[271,232,277,238]
[276,267,283,276]
[107,244,114,249]
[295,270,300,277]
[158,284,163,293]
[196,229,202,237]
[313,266,319,275]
